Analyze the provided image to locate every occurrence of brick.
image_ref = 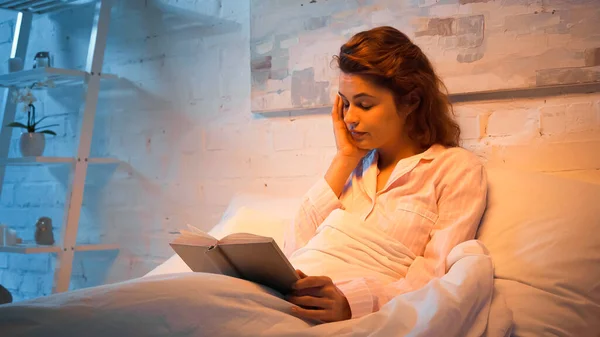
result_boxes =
[21,274,42,294]
[20,291,44,301]
[486,109,539,137]
[305,119,335,148]
[14,183,60,208]
[101,181,143,208]
[489,140,600,171]
[271,119,306,151]
[0,254,7,268]
[566,102,595,133]
[539,105,566,135]
[205,122,272,154]
[201,152,252,179]
[2,270,23,290]
[457,115,486,140]
[249,152,322,178]
[0,208,38,231]
[0,183,14,207]
[9,255,50,273]
[9,291,25,303]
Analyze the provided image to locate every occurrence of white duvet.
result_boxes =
[0,240,511,337]
[0,209,512,337]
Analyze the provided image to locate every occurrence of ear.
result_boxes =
[404,89,421,115]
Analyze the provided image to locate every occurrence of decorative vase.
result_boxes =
[19,132,45,157]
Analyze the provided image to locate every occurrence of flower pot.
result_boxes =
[19,132,45,157]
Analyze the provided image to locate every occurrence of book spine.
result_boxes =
[206,245,241,278]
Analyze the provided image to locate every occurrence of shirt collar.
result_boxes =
[363,143,445,172]
[360,144,446,196]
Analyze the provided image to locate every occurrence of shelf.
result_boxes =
[0,67,117,89]
[0,243,119,254]
[0,0,82,14]
[0,156,120,166]
[0,244,61,254]
[87,157,120,165]
[0,156,73,165]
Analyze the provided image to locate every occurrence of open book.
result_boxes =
[169,225,300,294]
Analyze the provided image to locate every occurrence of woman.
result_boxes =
[283,26,487,323]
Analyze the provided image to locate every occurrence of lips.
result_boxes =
[350,131,368,140]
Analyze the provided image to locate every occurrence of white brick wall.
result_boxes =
[0,0,599,302]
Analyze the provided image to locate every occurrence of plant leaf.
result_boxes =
[6,122,28,129]
[38,130,57,136]
[35,124,59,130]
[31,116,49,127]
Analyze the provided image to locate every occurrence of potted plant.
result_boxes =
[6,83,58,157]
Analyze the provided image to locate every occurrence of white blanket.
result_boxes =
[0,240,510,337]
[290,209,418,286]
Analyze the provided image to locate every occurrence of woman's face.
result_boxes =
[338,72,408,151]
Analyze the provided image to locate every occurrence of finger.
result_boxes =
[291,287,324,298]
[331,95,340,121]
[290,306,328,323]
[337,93,344,119]
[287,295,333,310]
[296,269,308,279]
[294,276,332,290]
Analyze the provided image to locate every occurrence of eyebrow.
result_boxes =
[338,92,376,100]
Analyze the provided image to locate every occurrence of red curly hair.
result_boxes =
[334,26,460,148]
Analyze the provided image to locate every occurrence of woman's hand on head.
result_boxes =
[286,269,352,323]
[332,95,369,161]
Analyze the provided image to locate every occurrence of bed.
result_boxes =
[1,167,599,337]
[146,167,600,336]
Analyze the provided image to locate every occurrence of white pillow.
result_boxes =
[145,195,300,278]
[208,206,291,250]
[477,168,600,336]
[219,193,301,224]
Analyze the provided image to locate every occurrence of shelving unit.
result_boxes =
[0,0,119,294]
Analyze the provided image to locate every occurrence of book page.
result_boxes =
[221,232,273,245]
[169,243,240,278]
[170,224,217,247]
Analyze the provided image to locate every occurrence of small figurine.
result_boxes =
[35,217,55,245]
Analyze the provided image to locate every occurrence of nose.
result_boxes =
[343,104,359,128]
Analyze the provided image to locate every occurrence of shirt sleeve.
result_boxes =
[283,177,343,257]
[335,161,488,318]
